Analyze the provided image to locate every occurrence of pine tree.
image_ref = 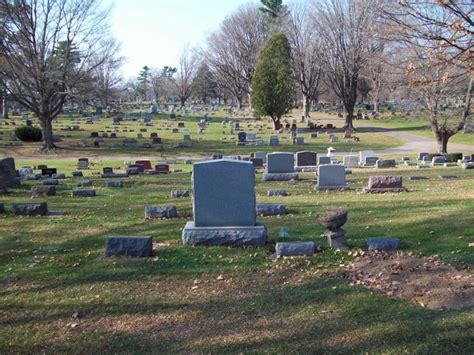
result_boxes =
[251,32,294,130]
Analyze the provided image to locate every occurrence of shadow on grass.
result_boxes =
[2,273,472,353]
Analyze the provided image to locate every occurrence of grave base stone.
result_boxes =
[105,236,152,257]
[31,186,56,197]
[72,189,96,197]
[182,222,267,246]
[13,202,48,216]
[267,189,288,196]
[106,180,123,188]
[145,205,177,219]
[276,242,315,257]
[171,190,190,198]
[256,204,287,216]
[367,237,400,251]
[363,176,407,193]
[262,172,298,181]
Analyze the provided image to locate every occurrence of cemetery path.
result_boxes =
[358,126,474,155]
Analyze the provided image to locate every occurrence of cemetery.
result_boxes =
[0,0,473,353]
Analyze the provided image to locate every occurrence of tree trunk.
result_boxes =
[180,97,186,107]
[373,99,379,114]
[236,96,243,110]
[436,130,450,154]
[302,94,311,119]
[273,117,281,130]
[2,97,8,119]
[247,92,252,110]
[344,108,354,129]
[40,118,56,151]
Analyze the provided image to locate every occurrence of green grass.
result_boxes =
[0,110,405,157]
[1,157,473,352]
[1,109,473,352]
[364,118,474,146]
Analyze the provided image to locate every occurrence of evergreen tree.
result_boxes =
[192,63,217,104]
[137,65,151,101]
[251,32,294,130]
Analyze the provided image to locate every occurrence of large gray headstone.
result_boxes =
[0,157,18,188]
[266,152,294,173]
[193,160,256,227]
[317,164,347,189]
[296,151,317,167]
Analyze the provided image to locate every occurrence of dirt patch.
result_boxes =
[346,251,474,310]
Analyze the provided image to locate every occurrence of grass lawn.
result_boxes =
[363,118,474,146]
[0,110,473,352]
[1,158,473,353]
[0,111,405,158]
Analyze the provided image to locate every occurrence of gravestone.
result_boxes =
[375,159,396,169]
[316,165,348,190]
[263,153,298,181]
[253,151,267,163]
[246,132,257,141]
[363,176,407,193]
[19,167,34,176]
[105,236,152,257]
[237,132,247,144]
[72,189,96,197]
[42,179,58,186]
[103,167,113,174]
[250,158,263,168]
[367,237,400,251]
[106,180,123,188]
[318,156,331,165]
[0,158,19,188]
[296,151,317,167]
[431,156,446,165]
[256,203,287,216]
[41,168,57,176]
[268,135,279,146]
[359,151,375,164]
[343,155,359,168]
[31,186,56,197]
[77,158,89,169]
[294,137,304,145]
[135,160,152,170]
[182,160,267,246]
[171,189,190,198]
[276,242,315,258]
[267,189,288,196]
[145,205,177,219]
[13,202,48,216]
[362,156,379,167]
[155,164,170,174]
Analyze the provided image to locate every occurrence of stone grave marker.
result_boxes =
[182,160,267,246]
[363,176,407,193]
[296,151,317,167]
[263,153,298,181]
[316,165,348,189]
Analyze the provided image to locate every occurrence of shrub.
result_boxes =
[15,126,42,142]
[427,153,442,161]
[449,153,463,162]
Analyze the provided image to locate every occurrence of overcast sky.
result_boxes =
[109,0,266,79]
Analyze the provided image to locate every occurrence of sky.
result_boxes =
[108,0,263,79]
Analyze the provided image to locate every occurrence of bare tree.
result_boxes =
[173,46,199,107]
[284,1,323,119]
[206,4,267,109]
[383,0,473,153]
[91,39,124,107]
[312,0,377,129]
[0,0,113,150]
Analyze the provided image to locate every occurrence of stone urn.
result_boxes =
[319,209,348,249]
